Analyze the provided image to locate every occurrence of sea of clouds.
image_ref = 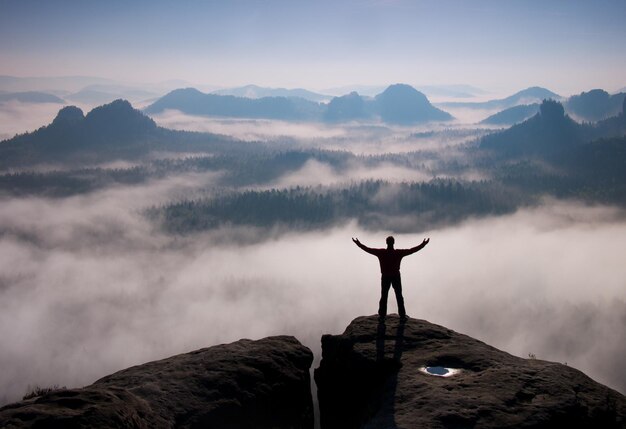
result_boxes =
[0,176,624,404]
[0,103,624,406]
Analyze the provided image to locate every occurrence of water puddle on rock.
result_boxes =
[419,366,462,377]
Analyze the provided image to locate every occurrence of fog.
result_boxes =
[0,101,624,406]
[0,174,625,405]
[151,109,491,157]
[0,100,124,142]
[0,101,65,141]
[153,110,349,141]
[438,106,502,124]
[268,159,432,188]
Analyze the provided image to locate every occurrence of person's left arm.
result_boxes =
[403,238,430,255]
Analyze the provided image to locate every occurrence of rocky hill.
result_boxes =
[324,91,371,122]
[1,317,624,428]
[565,89,626,122]
[480,103,540,125]
[3,99,157,148]
[374,84,453,124]
[212,84,331,102]
[0,336,314,429]
[0,99,240,169]
[480,99,626,160]
[145,84,454,124]
[479,99,583,157]
[144,87,324,121]
[315,315,626,428]
[0,99,158,167]
[0,91,65,104]
[439,86,560,110]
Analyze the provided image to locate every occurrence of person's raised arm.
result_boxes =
[352,237,377,255]
[405,238,430,255]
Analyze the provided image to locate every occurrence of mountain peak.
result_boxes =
[170,87,205,96]
[565,89,625,122]
[480,99,582,158]
[85,99,156,136]
[582,88,610,98]
[85,99,136,118]
[514,86,560,100]
[51,105,85,126]
[539,99,566,121]
[324,91,368,122]
[377,83,428,101]
[1,99,159,164]
[375,84,453,124]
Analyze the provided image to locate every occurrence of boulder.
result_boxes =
[315,315,625,428]
[0,336,314,429]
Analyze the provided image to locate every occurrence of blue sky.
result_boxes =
[1,0,625,94]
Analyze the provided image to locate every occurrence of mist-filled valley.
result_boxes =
[3,2,626,427]
[0,91,625,410]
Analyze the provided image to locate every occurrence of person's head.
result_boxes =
[386,236,395,248]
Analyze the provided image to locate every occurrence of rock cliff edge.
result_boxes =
[1,316,624,428]
[0,336,313,429]
[315,315,625,428]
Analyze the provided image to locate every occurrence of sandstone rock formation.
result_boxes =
[0,336,314,429]
[315,315,625,429]
[2,316,624,428]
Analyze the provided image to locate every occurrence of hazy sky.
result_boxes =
[1,1,625,94]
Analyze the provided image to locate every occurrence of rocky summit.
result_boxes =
[315,315,626,429]
[1,317,624,428]
[0,336,314,429]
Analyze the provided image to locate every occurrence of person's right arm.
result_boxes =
[352,237,377,255]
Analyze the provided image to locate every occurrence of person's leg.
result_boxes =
[391,274,406,318]
[379,275,392,319]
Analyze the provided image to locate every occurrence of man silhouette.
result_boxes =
[352,236,429,322]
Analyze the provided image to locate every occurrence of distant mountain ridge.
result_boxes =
[480,104,540,126]
[212,84,331,102]
[445,86,625,124]
[324,91,370,122]
[145,88,322,120]
[0,99,161,167]
[146,84,454,124]
[0,91,65,104]
[375,84,453,124]
[0,98,243,170]
[565,89,626,122]
[439,86,561,110]
[0,75,114,93]
[416,84,488,99]
[480,98,626,158]
[480,100,581,157]
[66,84,161,105]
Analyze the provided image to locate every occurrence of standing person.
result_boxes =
[352,236,429,322]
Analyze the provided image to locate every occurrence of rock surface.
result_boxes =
[315,315,626,429]
[0,336,314,429]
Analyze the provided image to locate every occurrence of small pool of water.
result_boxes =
[419,366,461,377]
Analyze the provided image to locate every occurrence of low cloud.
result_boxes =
[0,180,624,405]
[151,110,348,141]
[440,106,502,124]
[0,101,65,141]
[150,110,489,156]
[268,159,433,188]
